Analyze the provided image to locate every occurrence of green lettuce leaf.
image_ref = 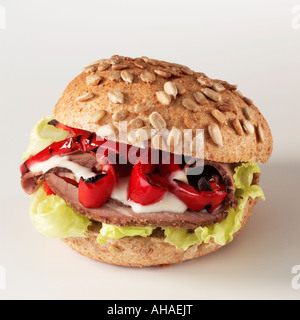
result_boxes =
[162,228,199,251]
[30,187,91,238]
[97,224,155,244]
[22,117,68,161]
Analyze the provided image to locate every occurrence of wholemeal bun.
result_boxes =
[51,56,271,266]
[62,193,258,267]
[54,55,273,163]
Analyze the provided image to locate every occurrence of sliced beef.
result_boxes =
[21,171,43,195]
[68,151,99,169]
[21,151,98,195]
[45,173,228,229]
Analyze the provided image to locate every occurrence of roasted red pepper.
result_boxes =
[78,173,115,208]
[168,179,227,212]
[78,154,118,208]
[43,181,55,196]
[159,154,227,213]
[47,119,90,137]
[20,120,112,176]
[127,151,168,205]
[20,120,145,177]
[158,153,182,178]
[20,132,106,176]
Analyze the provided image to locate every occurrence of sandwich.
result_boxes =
[20,55,273,267]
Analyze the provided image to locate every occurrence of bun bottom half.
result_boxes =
[61,196,258,267]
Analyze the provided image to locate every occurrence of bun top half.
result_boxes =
[53,55,273,163]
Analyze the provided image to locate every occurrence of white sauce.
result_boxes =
[169,170,189,184]
[30,156,188,213]
[111,177,188,214]
[29,155,96,182]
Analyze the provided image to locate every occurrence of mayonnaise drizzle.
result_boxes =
[111,177,188,214]
[29,155,96,181]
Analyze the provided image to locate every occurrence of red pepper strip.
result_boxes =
[49,119,141,166]
[20,133,106,176]
[127,150,168,206]
[127,162,168,205]
[98,153,119,184]
[50,119,144,166]
[78,156,118,208]
[48,120,116,153]
[158,154,227,212]
[168,179,227,213]
[158,153,182,178]
[78,173,115,208]
[44,181,55,196]
[48,119,90,137]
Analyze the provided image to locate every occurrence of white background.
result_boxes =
[0,0,300,300]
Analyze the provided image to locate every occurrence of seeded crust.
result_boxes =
[53,55,273,163]
[61,194,258,267]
